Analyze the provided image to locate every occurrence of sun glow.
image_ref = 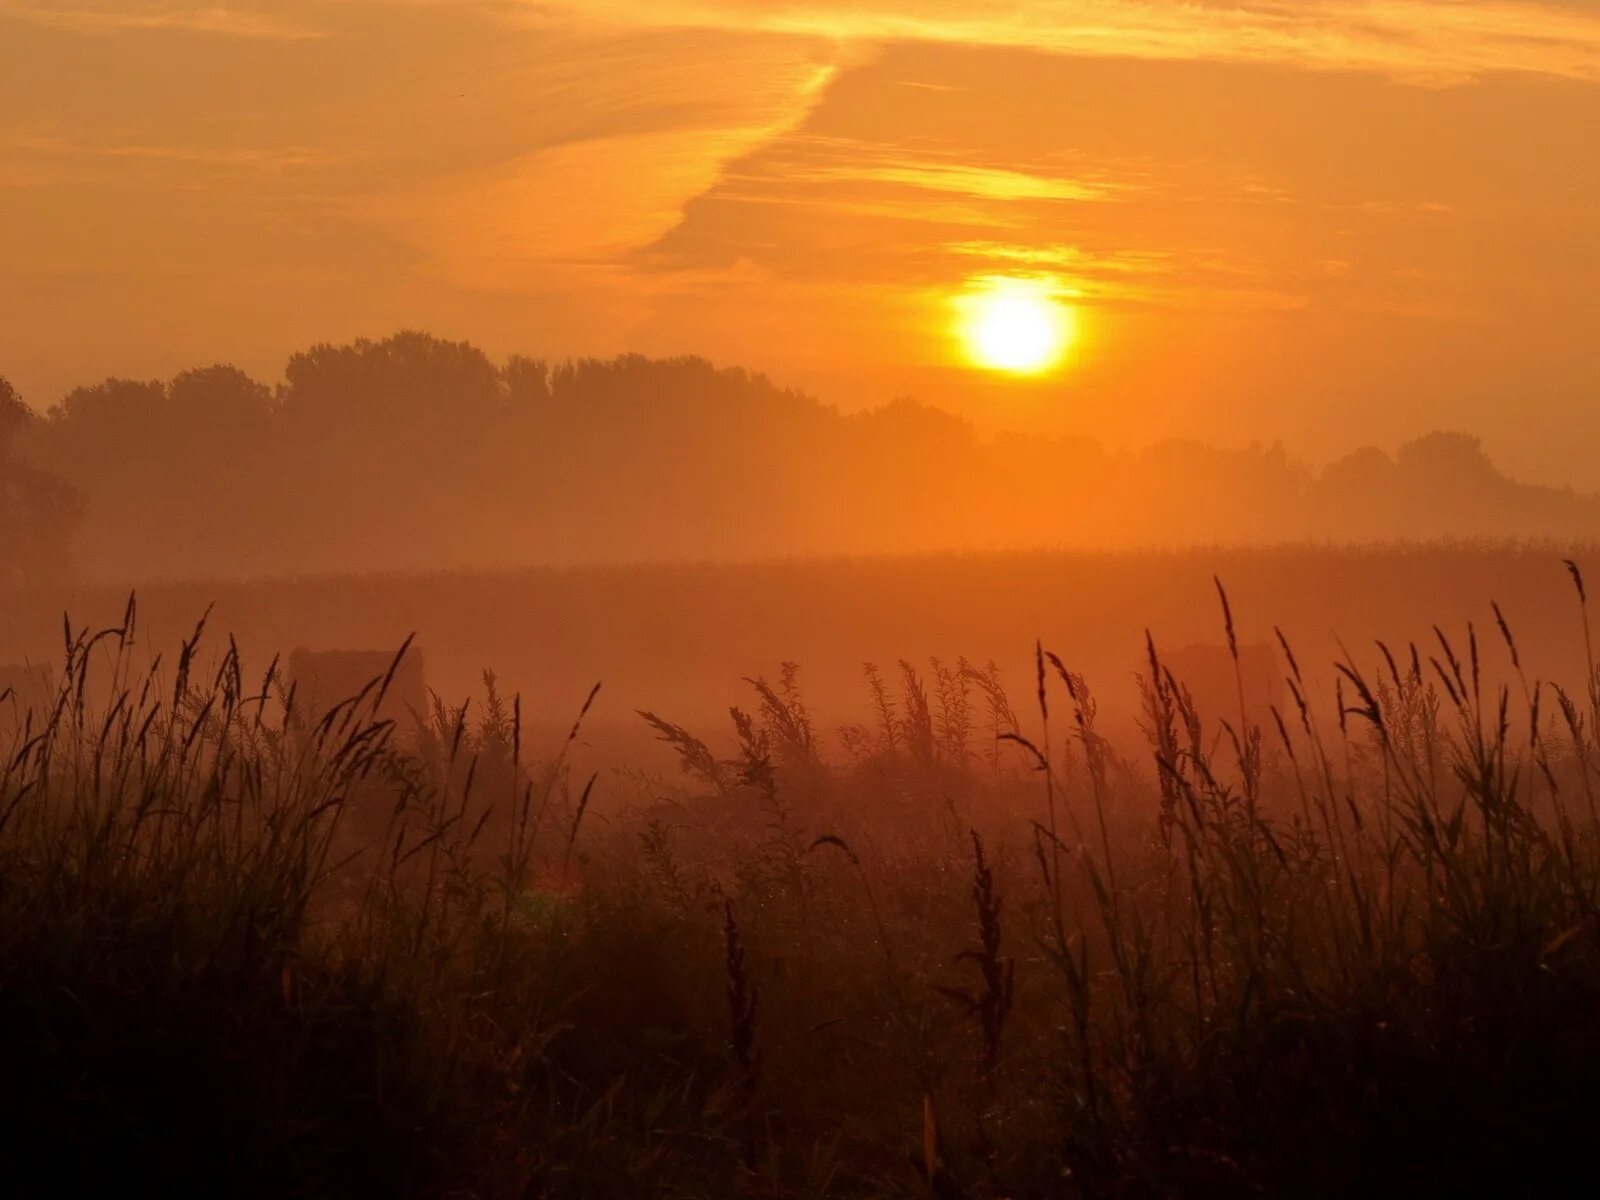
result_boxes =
[955,279,1077,375]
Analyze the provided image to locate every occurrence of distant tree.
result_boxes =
[167,365,273,437]
[40,377,171,494]
[0,378,28,445]
[39,378,171,507]
[1395,431,1496,484]
[278,331,501,430]
[1376,431,1574,537]
[15,332,1600,579]
[1310,446,1400,538]
[503,355,549,408]
[0,378,83,587]
[48,376,167,428]
[1322,446,1397,490]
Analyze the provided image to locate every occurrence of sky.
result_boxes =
[2,0,1598,484]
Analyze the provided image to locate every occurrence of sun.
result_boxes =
[955,279,1077,375]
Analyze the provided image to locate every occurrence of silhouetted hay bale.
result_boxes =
[286,647,425,731]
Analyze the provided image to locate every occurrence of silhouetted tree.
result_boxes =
[167,365,274,438]
[503,355,550,409]
[0,379,27,446]
[279,331,501,430]
[1396,431,1495,482]
[39,378,171,509]
[0,378,82,587]
[15,332,1600,582]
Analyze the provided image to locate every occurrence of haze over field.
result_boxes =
[9,3,1600,1197]
[6,333,1600,585]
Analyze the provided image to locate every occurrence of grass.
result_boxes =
[6,566,1600,1196]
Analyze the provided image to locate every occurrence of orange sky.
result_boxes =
[3,0,1598,484]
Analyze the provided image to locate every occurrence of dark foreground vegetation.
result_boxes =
[6,572,1600,1197]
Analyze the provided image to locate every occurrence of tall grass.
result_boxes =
[6,567,1600,1196]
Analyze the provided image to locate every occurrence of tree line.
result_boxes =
[2,330,1595,584]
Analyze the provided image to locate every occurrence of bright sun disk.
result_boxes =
[957,281,1076,375]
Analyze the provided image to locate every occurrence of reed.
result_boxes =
[8,566,1600,1195]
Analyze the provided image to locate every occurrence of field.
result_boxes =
[4,541,1594,735]
[5,543,1600,1196]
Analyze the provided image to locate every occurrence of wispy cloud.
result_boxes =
[944,241,1171,274]
[24,0,1600,78]
[532,0,1600,83]
[0,1,322,39]
[8,133,338,172]
[715,135,1129,213]
[793,160,1110,202]
[356,43,843,290]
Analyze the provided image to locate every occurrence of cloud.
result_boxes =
[0,1,322,38]
[944,241,1172,274]
[529,0,1600,83]
[790,159,1111,203]
[630,38,1600,340]
[7,134,338,174]
[23,0,1600,79]
[356,37,842,290]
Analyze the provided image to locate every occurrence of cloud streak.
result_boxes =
[790,159,1111,203]
[0,1,322,38]
[8,134,338,173]
[536,0,1600,83]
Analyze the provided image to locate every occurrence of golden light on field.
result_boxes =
[955,279,1077,375]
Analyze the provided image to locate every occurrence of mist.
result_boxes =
[10,1,1600,1194]
[5,330,1598,587]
